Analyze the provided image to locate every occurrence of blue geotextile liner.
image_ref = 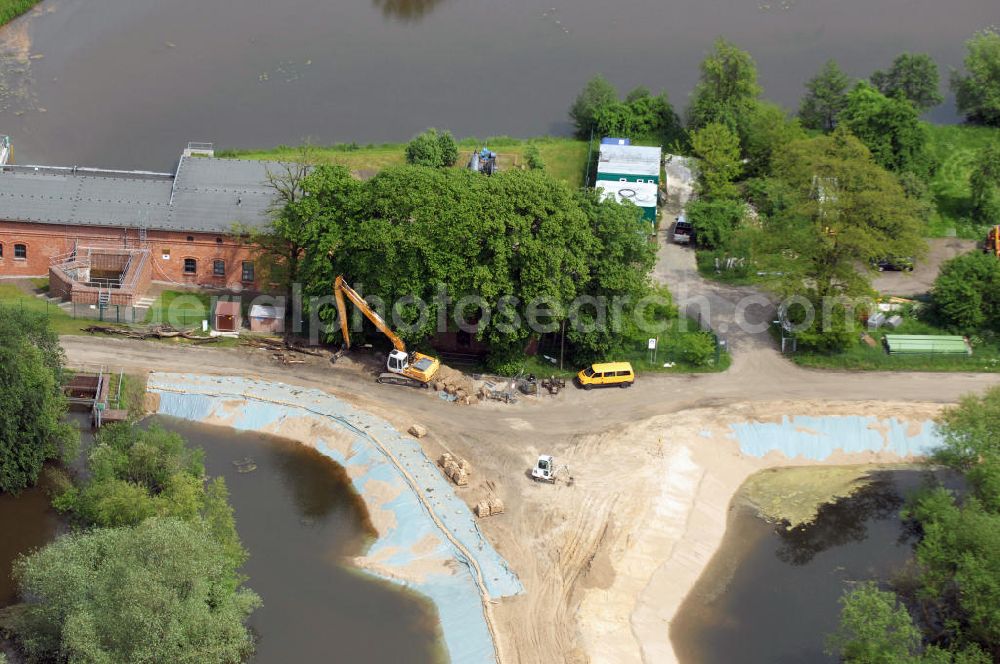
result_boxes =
[148,373,523,664]
[729,415,942,461]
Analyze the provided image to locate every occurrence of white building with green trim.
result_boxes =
[595,143,661,222]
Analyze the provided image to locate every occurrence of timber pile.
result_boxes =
[84,325,219,343]
[242,337,330,364]
[475,497,505,518]
[438,452,470,486]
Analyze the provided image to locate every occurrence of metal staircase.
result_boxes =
[97,288,110,308]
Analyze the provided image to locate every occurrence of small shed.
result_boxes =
[249,304,285,335]
[213,300,242,333]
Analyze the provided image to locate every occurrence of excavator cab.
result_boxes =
[387,349,409,373]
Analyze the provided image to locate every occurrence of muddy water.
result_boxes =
[0,476,60,605]
[151,416,442,664]
[0,415,441,663]
[671,469,955,664]
[0,0,995,169]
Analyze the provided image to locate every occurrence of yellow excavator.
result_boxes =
[334,275,441,388]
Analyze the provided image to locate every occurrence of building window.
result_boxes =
[213,259,226,277]
[14,244,26,259]
[186,235,194,242]
[0,243,3,258]
[215,237,222,244]
[241,261,254,282]
[162,248,171,260]
[184,258,197,274]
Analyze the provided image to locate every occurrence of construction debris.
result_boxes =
[439,452,471,486]
[84,324,220,343]
[409,424,428,438]
[475,497,505,518]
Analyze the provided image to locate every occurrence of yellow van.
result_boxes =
[576,362,635,389]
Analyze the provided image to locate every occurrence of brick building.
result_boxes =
[0,149,281,307]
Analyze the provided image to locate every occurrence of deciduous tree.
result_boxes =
[952,29,1000,126]
[690,122,742,200]
[687,38,762,133]
[839,83,935,178]
[931,252,1000,334]
[569,75,618,138]
[757,129,925,350]
[799,60,853,132]
[970,139,1000,226]
[12,518,261,664]
[871,52,944,112]
[0,308,77,493]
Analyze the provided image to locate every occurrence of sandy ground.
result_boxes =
[55,197,1000,663]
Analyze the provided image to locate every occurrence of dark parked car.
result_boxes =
[871,257,914,272]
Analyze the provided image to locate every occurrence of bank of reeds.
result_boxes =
[0,0,40,26]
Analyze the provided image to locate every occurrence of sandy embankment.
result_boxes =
[490,400,944,664]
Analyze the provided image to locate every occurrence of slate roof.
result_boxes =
[0,155,283,234]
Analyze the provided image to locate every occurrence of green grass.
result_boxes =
[219,136,593,188]
[792,316,1000,372]
[0,284,94,335]
[926,123,1000,238]
[0,0,41,25]
[144,290,213,327]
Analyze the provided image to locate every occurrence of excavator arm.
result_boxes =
[333,275,407,352]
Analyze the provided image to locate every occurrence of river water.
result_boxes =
[671,469,958,663]
[0,416,441,663]
[0,0,995,170]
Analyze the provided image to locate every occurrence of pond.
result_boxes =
[671,469,958,663]
[0,0,995,169]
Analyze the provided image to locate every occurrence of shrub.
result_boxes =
[686,199,746,249]
[931,252,1000,333]
[666,331,716,366]
[404,128,458,168]
[524,144,545,170]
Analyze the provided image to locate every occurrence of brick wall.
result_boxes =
[0,220,259,290]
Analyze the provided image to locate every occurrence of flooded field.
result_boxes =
[0,0,995,169]
[671,468,957,663]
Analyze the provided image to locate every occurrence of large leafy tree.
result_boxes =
[690,122,742,200]
[799,60,853,132]
[569,75,618,138]
[281,164,654,366]
[53,423,246,567]
[0,308,77,493]
[838,83,935,178]
[687,38,762,133]
[757,129,924,349]
[12,518,261,664]
[931,252,1000,334]
[743,101,806,177]
[952,29,1000,126]
[970,139,1000,226]
[871,52,944,112]
[593,87,682,145]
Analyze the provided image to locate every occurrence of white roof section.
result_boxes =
[249,304,285,319]
[596,180,659,208]
[598,144,661,163]
[597,160,660,177]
